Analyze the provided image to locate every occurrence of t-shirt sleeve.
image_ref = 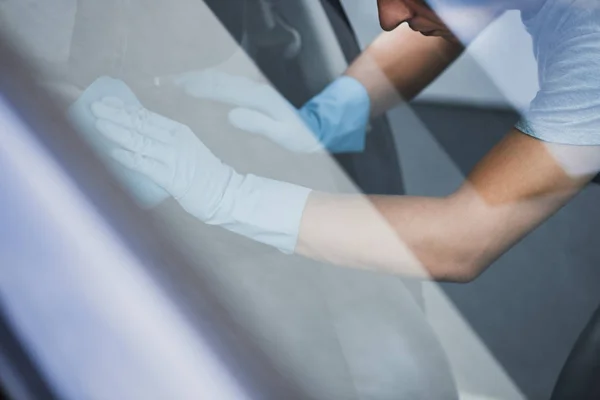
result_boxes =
[516,10,600,145]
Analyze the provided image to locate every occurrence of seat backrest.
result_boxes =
[551,303,600,399]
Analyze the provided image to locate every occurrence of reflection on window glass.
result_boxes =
[3,1,600,399]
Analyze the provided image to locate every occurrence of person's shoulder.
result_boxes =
[518,0,600,146]
[527,0,600,62]
[524,0,600,34]
[549,0,600,35]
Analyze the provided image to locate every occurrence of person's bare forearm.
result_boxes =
[345,24,464,115]
[296,187,578,283]
[295,192,455,280]
[295,131,593,282]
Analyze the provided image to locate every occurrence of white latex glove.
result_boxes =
[174,70,323,152]
[91,97,311,253]
[173,70,370,153]
[69,77,169,208]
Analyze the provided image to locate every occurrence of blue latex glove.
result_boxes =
[299,76,371,153]
[173,70,370,153]
[68,77,170,208]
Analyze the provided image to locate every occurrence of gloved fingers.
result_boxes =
[104,96,178,135]
[111,148,172,189]
[132,105,179,135]
[174,69,280,117]
[229,107,323,152]
[92,98,142,128]
[100,96,126,108]
[228,108,283,138]
[96,119,171,163]
[92,98,175,144]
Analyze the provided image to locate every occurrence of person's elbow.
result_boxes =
[432,255,486,283]
[409,226,493,283]
[381,240,489,283]
[423,195,497,283]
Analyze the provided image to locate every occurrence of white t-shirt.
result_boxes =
[516,0,600,145]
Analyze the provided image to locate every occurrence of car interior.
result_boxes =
[1,1,600,399]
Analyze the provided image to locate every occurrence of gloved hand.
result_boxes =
[91,97,311,253]
[68,76,170,208]
[173,70,371,153]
